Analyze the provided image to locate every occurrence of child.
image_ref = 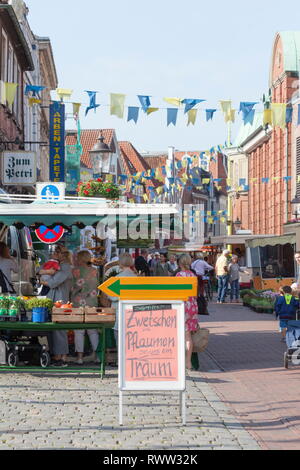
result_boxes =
[39,258,60,295]
[275,286,299,342]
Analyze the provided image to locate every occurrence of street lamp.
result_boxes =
[291,196,300,220]
[233,218,242,232]
[89,133,111,179]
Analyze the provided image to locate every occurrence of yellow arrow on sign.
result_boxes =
[98,276,198,301]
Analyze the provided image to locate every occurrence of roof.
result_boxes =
[65,129,115,169]
[233,112,264,148]
[143,155,168,169]
[276,31,300,73]
[0,3,34,71]
[119,141,150,175]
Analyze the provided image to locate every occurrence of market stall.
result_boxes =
[0,198,179,375]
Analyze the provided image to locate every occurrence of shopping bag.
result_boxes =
[197,295,209,315]
[191,325,209,353]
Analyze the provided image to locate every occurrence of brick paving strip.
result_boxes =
[0,353,260,450]
[200,302,300,450]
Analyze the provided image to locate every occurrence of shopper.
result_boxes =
[154,253,171,276]
[275,286,299,342]
[110,253,137,347]
[167,254,178,275]
[0,242,18,294]
[215,249,231,304]
[191,253,214,296]
[71,250,100,365]
[228,255,249,303]
[135,249,150,276]
[176,254,198,370]
[40,246,73,367]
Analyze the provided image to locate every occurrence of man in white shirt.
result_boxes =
[191,253,214,296]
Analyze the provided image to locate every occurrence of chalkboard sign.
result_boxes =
[119,300,185,391]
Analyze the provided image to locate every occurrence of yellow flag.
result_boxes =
[143,193,148,202]
[271,103,287,129]
[56,88,73,101]
[73,102,81,115]
[297,175,300,184]
[164,97,182,107]
[202,178,210,184]
[220,100,232,113]
[146,107,159,115]
[225,109,235,123]
[110,93,126,118]
[187,109,197,126]
[5,83,18,107]
[263,109,272,125]
[129,199,135,204]
[28,97,41,107]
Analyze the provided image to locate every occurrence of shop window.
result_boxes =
[260,243,295,279]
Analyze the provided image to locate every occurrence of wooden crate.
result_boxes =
[52,307,84,323]
[84,307,116,323]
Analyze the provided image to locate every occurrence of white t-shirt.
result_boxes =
[191,259,213,276]
[0,257,18,290]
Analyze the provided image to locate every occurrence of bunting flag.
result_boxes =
[28,97,42,107]
[220,100,232,114]
[187,109,197,126]
[271,103,287,129]
[110,93,126,118]
[167,108,178,126]
[164,97,182,107]
[127,106,139,123]
[225,109,236,123]
[286,107,293,124]
[4,83,18,107]
[263,108,272,126]
[146,107,159,115]
[206,109,217,121]
[138,95,151,113]
[25,85,46,96]
[182,99,205,114]
[56,88,73,101]
[72,102,81,119]
[85,90,100,116]
[239,102,258,122]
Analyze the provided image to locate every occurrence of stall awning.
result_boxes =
[246,234,296,248]
[0,201,179,229]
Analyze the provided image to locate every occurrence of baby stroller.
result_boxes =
[0,333,50,368]
[284,321,300,369]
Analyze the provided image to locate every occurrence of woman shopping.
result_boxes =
[71,250,100,365]
[0,242,18,294]
[176,254,198,370]
[40,245,73,367]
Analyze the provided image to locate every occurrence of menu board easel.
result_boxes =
[118,300,186,425]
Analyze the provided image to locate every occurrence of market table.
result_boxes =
[0,321,115,378]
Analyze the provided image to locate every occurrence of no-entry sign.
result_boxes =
[35,225,65,244]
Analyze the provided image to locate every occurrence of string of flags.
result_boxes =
[0,80,298,129]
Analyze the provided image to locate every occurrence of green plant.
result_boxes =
[77,179,121,200]
[26,298,53,310]
[0,296,10,309]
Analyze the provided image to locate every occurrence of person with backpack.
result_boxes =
[0,242,18,294]
[275,286,299,342]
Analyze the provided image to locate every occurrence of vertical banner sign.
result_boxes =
[49,101,65,182]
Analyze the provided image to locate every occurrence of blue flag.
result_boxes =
[127,106,139,123]
[181,99,205,114]
[206,109,217,121]
[85,91,100,116]
[167,108,178,126]
[25,85,46,96]
[138,95,151,113]
[286,107,293,124]
[239,102,258,121]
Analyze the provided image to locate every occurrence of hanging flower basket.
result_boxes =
[76,179,121,200]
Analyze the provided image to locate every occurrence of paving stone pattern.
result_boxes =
[0,365,260,450]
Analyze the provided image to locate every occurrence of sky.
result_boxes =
[25,0,300,153]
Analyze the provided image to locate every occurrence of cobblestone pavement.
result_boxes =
[200,301,300,450]
[0,361,260,450]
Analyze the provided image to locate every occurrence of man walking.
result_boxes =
[215,249,231,304]
[191,253,214,296]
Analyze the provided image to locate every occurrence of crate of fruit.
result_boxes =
[52,302,84,323]
[84,307,116,323]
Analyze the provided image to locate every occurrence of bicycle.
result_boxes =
[203,275,213,302]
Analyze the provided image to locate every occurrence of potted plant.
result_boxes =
[77,179,121,200]
[26,298,53,323]
[0,296,10,317]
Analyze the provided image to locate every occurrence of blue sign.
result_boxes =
[49,101,65,182]
[41,184,61,201]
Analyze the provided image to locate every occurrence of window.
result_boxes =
[1,29,8,81]
[260,243,295,279]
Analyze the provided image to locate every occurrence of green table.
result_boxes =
[0,321,115,378]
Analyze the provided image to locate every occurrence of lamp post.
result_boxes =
[233,217,242,233]
[291,196,300,221]
[89,133,111,180]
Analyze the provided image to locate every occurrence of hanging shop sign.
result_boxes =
[49,101,65,182]
[1,151,36,186]
[36,182,66,201]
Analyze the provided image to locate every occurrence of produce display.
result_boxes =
[240,289,278,313]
